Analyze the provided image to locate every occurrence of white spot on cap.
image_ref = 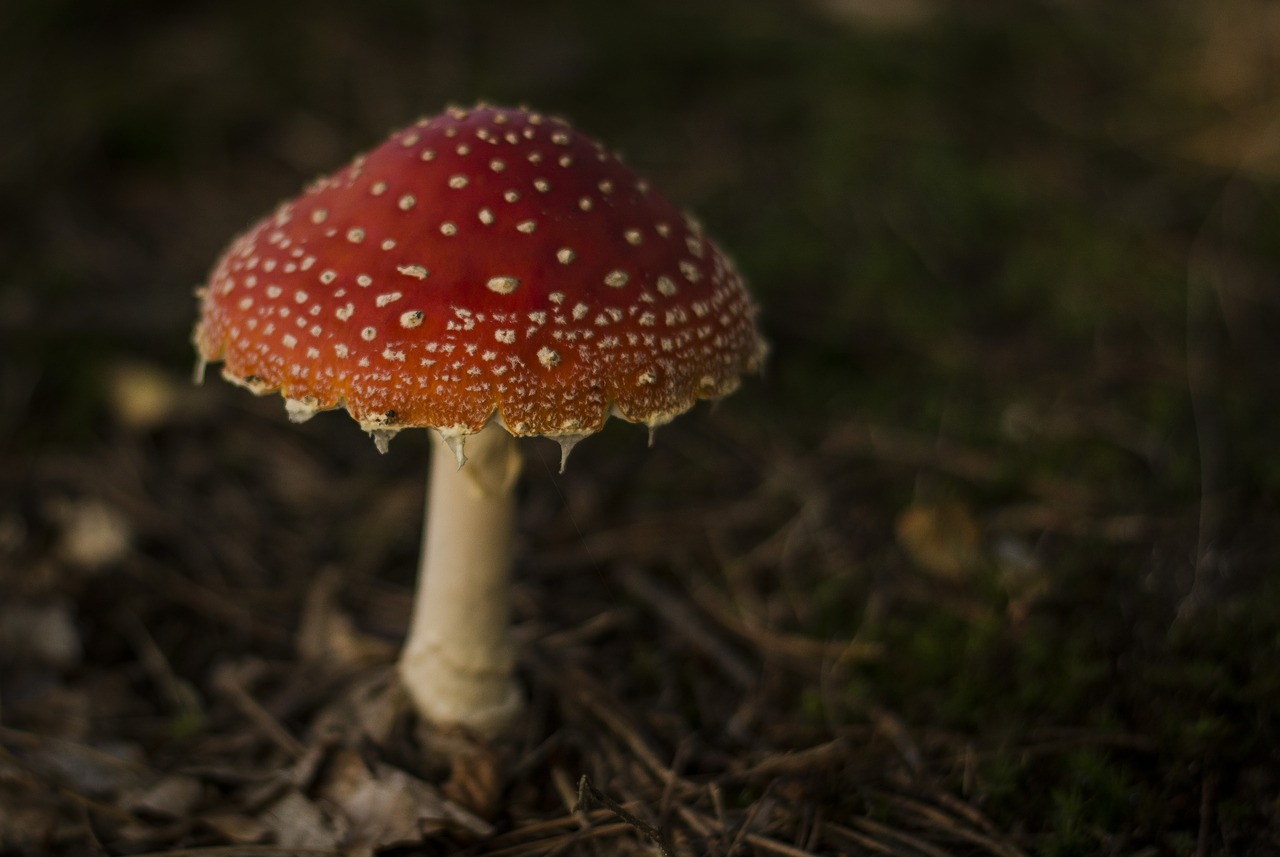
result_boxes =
[320,270,338,284]
[495,329,516,344]
[579,196,593,211]
[638,370,657,385]
[371,181,388,196]
[448,175,469,189]
[376,292,403,307]
[440,222,458,236]
[538,347,560,368]
[335,344,349,358]
[282,334,298,349]
[624,229,643,245]
[397,264,429,280]
[420,149,436,161]
[556,247,575,264]
[657,276,677,296]
[656,223,671,238]
[680,260,701,283]
[487,276,520,294]
[361,326,377,341]
[478,208,495,225]
[398,194,416,211]
[383,348,406,362]
[238,297,253,310]
[347,228,366,243]
[400,310,424,328]
[266,285,282,298]
[551,131,570,145]
[357,274,373,287]
[503,189,520,202]
[534,178,550,192]
[572,303,589,320]
[336,303,354,321]
[604,270,629,288]
[311,209,328,224]
[490,159,506,172]
[294,290,308,303]
[598,180,614,194]
[381,239,396,250]
[516,220,537,234]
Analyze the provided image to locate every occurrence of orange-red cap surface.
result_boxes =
[194,105,766,444]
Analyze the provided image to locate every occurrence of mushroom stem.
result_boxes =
[398,420,524,736]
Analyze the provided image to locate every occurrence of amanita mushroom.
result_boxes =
[194,104,766,735]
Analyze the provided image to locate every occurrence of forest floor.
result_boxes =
[3,1,1279,854]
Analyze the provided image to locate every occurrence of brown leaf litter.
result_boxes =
[0,379,1048,856]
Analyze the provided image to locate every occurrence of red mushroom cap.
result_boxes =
[194,104,766,449]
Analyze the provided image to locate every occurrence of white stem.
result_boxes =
[398,421,524,736]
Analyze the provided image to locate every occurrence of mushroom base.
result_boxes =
[398,420,524,736]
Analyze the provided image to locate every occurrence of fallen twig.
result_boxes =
[575,775,673,857]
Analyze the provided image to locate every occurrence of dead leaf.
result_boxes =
[320,749,451,853]
[122,773,204,819]
[442,736,505,820]
[105,360,209,430]
[261,788,343,850]
[50,497,132,571]
[308,669,406,748]
[0,600,81,668]
[198,810,271,844]
[895,501,984,581]
[297,568,395,669]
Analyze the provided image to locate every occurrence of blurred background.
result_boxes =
[2,0,1279,853]
[5,0,1280,470]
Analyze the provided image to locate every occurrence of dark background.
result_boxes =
[3,1,1280,854]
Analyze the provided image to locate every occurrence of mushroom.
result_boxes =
[193,104,767,736]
